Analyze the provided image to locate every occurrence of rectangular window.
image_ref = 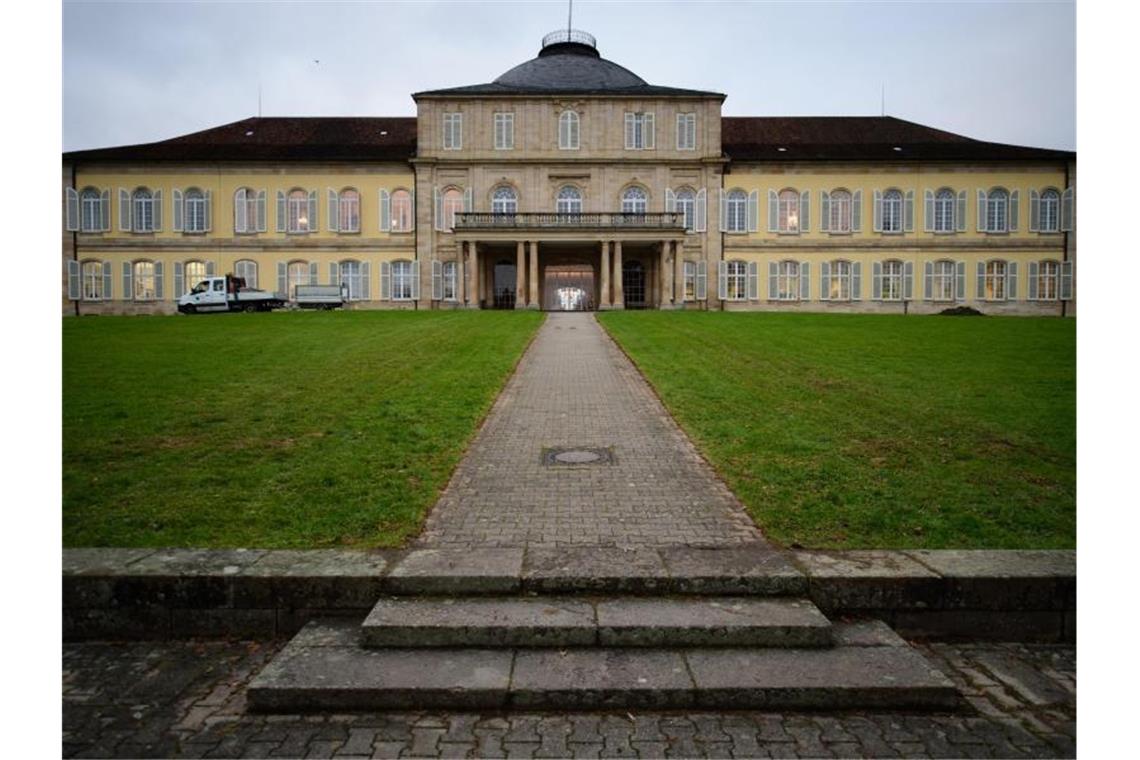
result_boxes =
[676,113,696,150]
[683,261,696,300]
[1038,261,1058,300]
[443,112,462,150]
[776,261,800,301]
[82,262,104,300]
[443,261,457,301]
[493,112,514,150]
[828,261,852,300]
[933,261,955,301]
[624,112,655,150]
[133,262,156,301]
[393,261,415,300]
[880,261,904,301]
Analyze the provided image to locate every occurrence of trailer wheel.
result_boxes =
[244,304,258,313]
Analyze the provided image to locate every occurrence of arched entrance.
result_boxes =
[543,263,595,310]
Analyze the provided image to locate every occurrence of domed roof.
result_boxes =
[492,31,647,91]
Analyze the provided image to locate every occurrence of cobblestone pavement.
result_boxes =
[418,312,763,548]
[63,638,1074,758]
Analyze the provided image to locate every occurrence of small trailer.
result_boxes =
[294,284,347,310]
[177,275,285,313]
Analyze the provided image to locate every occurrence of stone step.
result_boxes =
[361,596,832,648]
[248,619,958,712]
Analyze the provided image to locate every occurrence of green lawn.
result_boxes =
[599,311,1075,550]
[63,310,542,548]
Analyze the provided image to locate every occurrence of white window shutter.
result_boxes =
[873,190,883,233]
[904,190,914,232]
[924,261,934,300]
[1027,261,1039,300]
[122,261,133,300]
[65,187,79,231]
[718,189,726,232]
[100,189,111,231]
[852,190,862,232]
[379,189,391,232]
[256,189,266,232]
[411,261,421,300]
[977,190,987,232]
[433,186,442,231]
[154,260,164,300]
[717,261,727,300]
[747,190,759,233]
[852,262,862,300]
[308,190,318,232]
[696,261,707,300]
[102,261,112,299]
[820,191,830,232]
[872,261,883,299]
[1007,261,1018,299]
[1061,187,1074,231]
[956,261,967,300]
[1029,189,1040,232]
[276,262,286,297]
[151,189,162,231]
[234,188,247,233]
[173,189,184,232]
[695,189,707,232]
[767,190,778,233]
[327,189,339,233]
[976,261,986,300]
[747,261,759,300]
[1009,190,1019,231]
[799,262,810,300]
[624,113,635,149]
[819,261,830,300]
[329,262,339,286]
[206,261,215,276]
[903,261,914,300]
[800,191,810,232]
[644,113,655,149]
[308,262,318,284]
[1060,261,1073,300]
[173,261,183,297]
[276,190,286,233]
[361,261,371,300]
[767,261,778,300]
[381,261,392,300]
[464,187,473,212]
[204,190,213,232]
[923,189,934,232]
[67,260,80,300]
[956,190,967,232]
[665,188,675,213]
[432,259,443,300]
[119,188,131,231]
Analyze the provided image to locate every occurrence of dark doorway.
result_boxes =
[493,259,516,309]
[623,260,647,309]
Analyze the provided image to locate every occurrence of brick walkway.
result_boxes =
[418,312,763,548]
[62,638,1075,758]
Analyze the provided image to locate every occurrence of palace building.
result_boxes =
[61,29,1075,315]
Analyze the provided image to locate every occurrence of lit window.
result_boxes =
[391,190,413,232]
[339,189,360,233]
[881,190,903,233]
[880,260,904,301]
[776,260,800,301]
[984,260,1008,301]
[556,185,582,214]
[621,187,648,214]
[778,190,800,233]
[133,261,156,301]
[287,261,310,299]
[934,188,956,232]
[676,113,696,150]
[675,188,696,231]
[932,260,956,301]
[1040,189,1060,232]
[184,188,207,233]
[81,261,104,300]
[494,112,514,150]
[986,189,1009,232]
[392,260,415,300]
[725,190,747,232]
[287,190,310,233]
[559,111,580,150]
[491,186,518,215]
[828,260,852,300]
[80,188,102,232]
[132,188,154,232]
[443,112,462,150]
[442,261,458,301]
[726,260,747,300]
[624,112,654,150]
[828,190,852,233]
[234,259,257,289]
[184,261,209,292]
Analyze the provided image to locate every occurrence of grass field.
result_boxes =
[599,311,1075,550]
[63,310,542,548]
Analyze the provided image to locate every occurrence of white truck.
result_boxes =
[177,275,285,313]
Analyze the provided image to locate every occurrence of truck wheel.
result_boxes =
[185,305,197,314]
[244,304,258,313]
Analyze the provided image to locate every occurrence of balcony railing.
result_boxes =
[455,212,685,230]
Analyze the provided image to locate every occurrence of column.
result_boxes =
[674,238,686,307]
[515,241,526,309]
[612,241,624,309]
[528,241,539,309]
[470,241,480,309]
[599,241,611,309]
[457,241,467,305]
[661,240,673,310]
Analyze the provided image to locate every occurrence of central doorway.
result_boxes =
[543,263,595,311]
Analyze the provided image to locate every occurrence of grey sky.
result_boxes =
[63,0,1075,152]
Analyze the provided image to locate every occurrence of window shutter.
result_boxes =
[799,262,810,300]
[903,261,914,300]
[1007,261,1018,299]
[1027,261,1039,300]
[203,190,213,232]
[464,187,473,212]
[923,189,934,232]
[1060,261,1073,300]
[151,189,162,231]
[432,259,443,300]
[67,260,80,300]
[923,261,933,300]
[696,261,707,300]
[819,261,830,301]
[873,190,883,232]
[1009,190,1019,231]
[276,262,287,297]
[852,262,862,300]
[206,261,215,276]
[173,261,183,297]
[695,188,707,232]
[977,190,987,232]
[276,190,286,233]
[976,262,986,300]
[767,261,779,299]
[852,190,863,232]
[1029,189,1040,232]
[308,190,318,232]
[379,189,391,232]
[747,190,759,233]
[644,113,655,149]
[717,261,727,300]
[173,189,184,232]
[665,187,675,213]
[747,261,759,300]
[624,113,635,149]
[433,186,442,231]
[99,189,111,231]
[956,190,967,232]
[102,261,113,300]
[327,189,339,233]
[257,190,267,232]
[361,261,371,300]
[154,261,164,300]
[65,187,79,231]
[234,188,247,233]
[119,188,131,231]
[1061,187,1074,231]
[411,261,421,300]
[904,190,914,232]
[381,261,392,300]
[329,262,339,286]
[955,261,966,300]
[122,261,133,300]
[800,190,810,232]
[308,262,318,284]
[819,191,830,233]
[872,261,882,299]
[767,190,778,233]
[718,189,726,232]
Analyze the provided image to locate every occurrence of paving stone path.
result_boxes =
[418,312,763,548]
[62,638,1075,758]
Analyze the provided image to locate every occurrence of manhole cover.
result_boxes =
[542,447,615,466]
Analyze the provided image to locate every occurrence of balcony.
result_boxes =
[454,212,685,230]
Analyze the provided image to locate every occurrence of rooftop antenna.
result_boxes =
[568,0,573,37]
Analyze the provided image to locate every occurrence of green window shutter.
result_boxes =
[67,260,80,300]
[872,261,882,300]
[767,261,778,300]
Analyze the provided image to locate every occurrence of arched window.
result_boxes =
[80,188,102,232]
[556,185,582,214]
[491,186,518,215]
[81,261,105,300]
[725,189,747,232]
[932,260,956,301]
[880,260,904,301]
[934,188,956,233]
[829,190,852,233]
[1036,260,1059,300]
[234,259,258,289]
[339,189,360,233]
[675,187,696,231]
[621,186,648,214]
[986,188,1010,232]
[339,260,363,300]
[778,189,800,233]
[392,260,415,300]
[725,260,748,300]
[133,261,156,301]
[776,260,800,301]
[881,189,903,233]
[559,110,579,150]
[234,188,259,233]
[184,260,209,292]
[132,188,154,232]
[391,190,413,232]
[287,261,310,299]
[984,260,1008,301]
[184,188,207,233]
[442,188,464,231]
[828,260,852,300]
[287,190,310,233]
[1039,189,1060,232]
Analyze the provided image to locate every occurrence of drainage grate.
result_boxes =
[542,447,615,466]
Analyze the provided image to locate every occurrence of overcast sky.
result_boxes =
[63,0,1075,152]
